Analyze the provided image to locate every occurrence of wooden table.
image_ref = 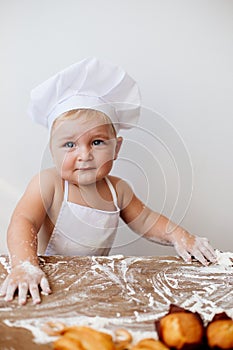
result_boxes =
[0,255,232,349]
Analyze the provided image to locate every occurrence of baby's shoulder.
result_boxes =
[108,175,132,189]
[107,175,127,187]
[33,167,59,186]
[40,167,60,180]
[36,168,63,209]
[107,175,134,205]
[31,167,61,197]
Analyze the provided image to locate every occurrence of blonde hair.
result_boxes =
[52,109,116,136]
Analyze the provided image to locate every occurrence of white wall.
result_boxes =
[0,0,232,255]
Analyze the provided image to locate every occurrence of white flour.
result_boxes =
[0,256,11,273]
[215,249,233,267]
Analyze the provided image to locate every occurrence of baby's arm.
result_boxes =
[117,179,216,265]
[0,171,53,304]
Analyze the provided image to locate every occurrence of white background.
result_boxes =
[0,0,232,255]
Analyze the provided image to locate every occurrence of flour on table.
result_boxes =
[1,254,233,346]
[215,249,233,267]
[0,256,11,273]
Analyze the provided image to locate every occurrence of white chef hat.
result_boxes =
[27,57,141,133]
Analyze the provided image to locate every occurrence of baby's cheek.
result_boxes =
[61,157,70,167]
[55,153,74,175]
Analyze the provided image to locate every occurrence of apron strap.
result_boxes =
[64,180,69,201]
[105,177,119,210]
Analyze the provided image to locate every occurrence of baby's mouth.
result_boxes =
[75,167,95,171]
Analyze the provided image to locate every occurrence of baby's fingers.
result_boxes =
[191,250,208,265]
[200,239,216,262]
[195,237,217,263]
[0,278,8,297]
[4,282,18,302]
[29,283,41,305]
[40,276,51,295]
[174,243,192,263]
[18,282,29,305]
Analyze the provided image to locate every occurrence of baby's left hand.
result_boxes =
[172,230,217,265]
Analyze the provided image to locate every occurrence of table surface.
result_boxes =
[0,254,233,349]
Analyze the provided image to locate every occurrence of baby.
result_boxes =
[0,57,216,305]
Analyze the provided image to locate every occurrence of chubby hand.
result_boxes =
[171,230,217,265]
[0,261,51,305]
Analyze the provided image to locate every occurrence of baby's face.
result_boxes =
[50,114,122,186]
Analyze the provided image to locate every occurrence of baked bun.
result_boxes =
[206,312,233,349]
[155,305,205,349]
[131,338,169,349]
[53,326,115,350]
[53,336,84,350]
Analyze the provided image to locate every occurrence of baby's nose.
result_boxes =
[77,146,93,161]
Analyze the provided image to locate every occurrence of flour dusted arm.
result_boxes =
[117,178,216,265]
[0,170,54,304]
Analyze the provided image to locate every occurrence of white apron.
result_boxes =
[45,177,120,256]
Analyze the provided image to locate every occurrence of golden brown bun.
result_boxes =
[53,326,115,350]
[53,336,84,350]
[131,338,169,349]
[155,305,205,350]
[159,312,204,349]
[207,319,233,349]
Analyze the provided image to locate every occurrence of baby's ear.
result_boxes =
[114,136,123,160]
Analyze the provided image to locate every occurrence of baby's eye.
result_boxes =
[64,141,76,148]
[92,139,105,146]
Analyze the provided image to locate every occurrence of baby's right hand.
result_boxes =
[0,261,51,305]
